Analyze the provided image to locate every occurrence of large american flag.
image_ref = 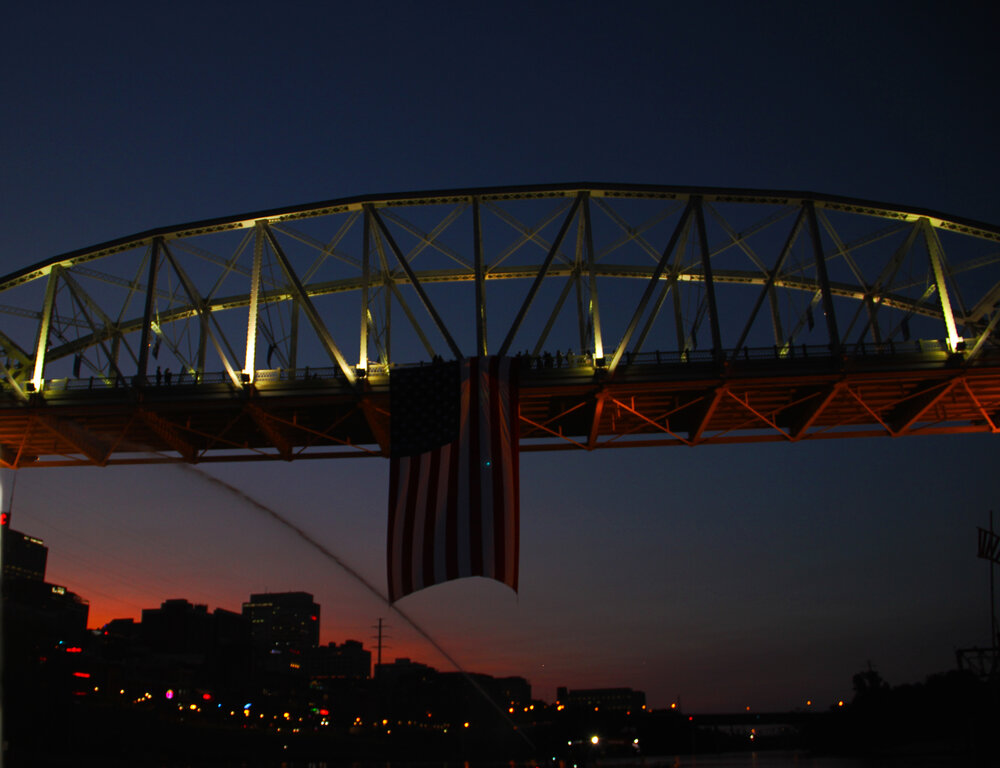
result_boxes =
[387,356,519,602]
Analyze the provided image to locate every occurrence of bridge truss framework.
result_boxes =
[1,183,998,467]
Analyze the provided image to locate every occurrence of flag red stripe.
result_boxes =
[446,436,460,580]
[401,456,421,597]
[490,357,507,584]
[423,448,441,588]
[468,357,483,577]
[387,456,401,601]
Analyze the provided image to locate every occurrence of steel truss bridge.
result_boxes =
[1,183,999,468]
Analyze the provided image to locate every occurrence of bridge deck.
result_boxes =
[2,348,997,468]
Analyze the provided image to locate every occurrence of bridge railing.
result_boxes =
[9,339,959,396]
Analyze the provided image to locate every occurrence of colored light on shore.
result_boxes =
[165,690,174,699]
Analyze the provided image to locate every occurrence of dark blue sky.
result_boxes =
[2,1,998,711]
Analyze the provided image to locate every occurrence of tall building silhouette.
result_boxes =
[2,516,48,581]
[242,591,319,653]
[2,514,88,643]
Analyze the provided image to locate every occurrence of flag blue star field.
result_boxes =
[388,357,520,602]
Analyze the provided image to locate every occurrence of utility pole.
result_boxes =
[976,511,999,648]
[964,510,1000,679]
[372,618,388,678]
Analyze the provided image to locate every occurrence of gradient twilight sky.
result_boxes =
[2,1,998,712]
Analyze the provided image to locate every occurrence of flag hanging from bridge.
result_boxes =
[387,356,520,602]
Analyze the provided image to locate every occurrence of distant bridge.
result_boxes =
[1,183,998,467]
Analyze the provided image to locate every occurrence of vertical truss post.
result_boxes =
[805,201,841,354]
[573,208,587,354]
[383,276,392,364]
[673,275,686,353]
[693,197,723,359]
[922,218,961,352]
[244,224,264,381]
[197,309,208,377]
[289,304,300,373]
[136,239,162,386]
[359,212,371,371]
[31,268,59,391]
[767,288,786,348]
[473,196,488,357]
[367,210,394,365]
[582,193,604,361]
